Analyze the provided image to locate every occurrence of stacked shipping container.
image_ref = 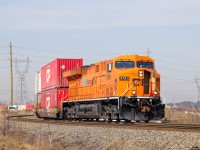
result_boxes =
[41,59,83,90]
[40,88,69,109]
[26,104,34,110]
[36,58,83,118]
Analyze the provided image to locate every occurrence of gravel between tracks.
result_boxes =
[3,120,200,150]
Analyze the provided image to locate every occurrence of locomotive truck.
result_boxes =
[35,54,165,122]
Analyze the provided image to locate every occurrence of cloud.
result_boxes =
[0,0,200,30]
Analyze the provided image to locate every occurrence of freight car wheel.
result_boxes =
[63,108,68,120]
[56,112,63,120]
[36,112,41,118]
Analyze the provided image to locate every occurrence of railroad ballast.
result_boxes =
[35,54,165,122]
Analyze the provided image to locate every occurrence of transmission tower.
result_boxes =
[194,76,200,107]
[15,57,30,104]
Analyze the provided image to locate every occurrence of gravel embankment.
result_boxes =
[5,121,200,150]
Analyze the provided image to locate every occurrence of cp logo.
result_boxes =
[46,69,50,83]
[46,97,50,109]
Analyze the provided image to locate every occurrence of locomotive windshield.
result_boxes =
[115,61,135,68]
[137,61,154,69]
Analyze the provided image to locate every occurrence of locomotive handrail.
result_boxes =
[119,83,134,97]
[61,92,70,101]
[118,83,134,109]
[152,82,166,104]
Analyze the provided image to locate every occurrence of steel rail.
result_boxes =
[7,115,200,133]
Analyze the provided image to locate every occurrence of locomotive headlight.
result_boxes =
[132,91,136,95]
[154,91,157,95]
[138,71,143,77]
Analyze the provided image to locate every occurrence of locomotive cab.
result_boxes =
[114,57,159,97]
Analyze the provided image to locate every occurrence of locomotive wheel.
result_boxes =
[124,119,131,123]
[115,114,120,123]
[107,114,112,123]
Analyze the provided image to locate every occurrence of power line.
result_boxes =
[12,45,200,69]
[0,89,34,93]
[14,46,50,52]
[162,82,192,85]
[161,76,193,82]
[0,46,9,49]
[12,46,200,74]
[0,52,9,54]
[13,46,143,58]
[157,65,198,74]
[13,52,52,59]
[0,59,9,61]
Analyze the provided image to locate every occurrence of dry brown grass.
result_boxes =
[165,107,200,124]
[0,111,54,150]
[0,126,54,150]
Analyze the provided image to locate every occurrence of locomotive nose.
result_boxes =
[130,68,160,97]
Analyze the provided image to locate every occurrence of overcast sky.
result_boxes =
[0,0,200,104]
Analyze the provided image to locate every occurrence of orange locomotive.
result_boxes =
[62,54,165,122]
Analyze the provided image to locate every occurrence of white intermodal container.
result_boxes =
[35,71,41,95]
[18,105,26,111]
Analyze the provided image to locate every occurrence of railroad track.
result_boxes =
[7,115,200,133]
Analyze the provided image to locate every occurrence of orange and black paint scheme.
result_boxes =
[61,54,165,122]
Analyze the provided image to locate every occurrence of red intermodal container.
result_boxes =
[41,58,83,90]
[26,104,34,110]
[40,88,69,109]
[0,105,7,109]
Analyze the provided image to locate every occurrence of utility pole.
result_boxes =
[147,48,150,57]
[9,42,13,106]
[195,76,200,106]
